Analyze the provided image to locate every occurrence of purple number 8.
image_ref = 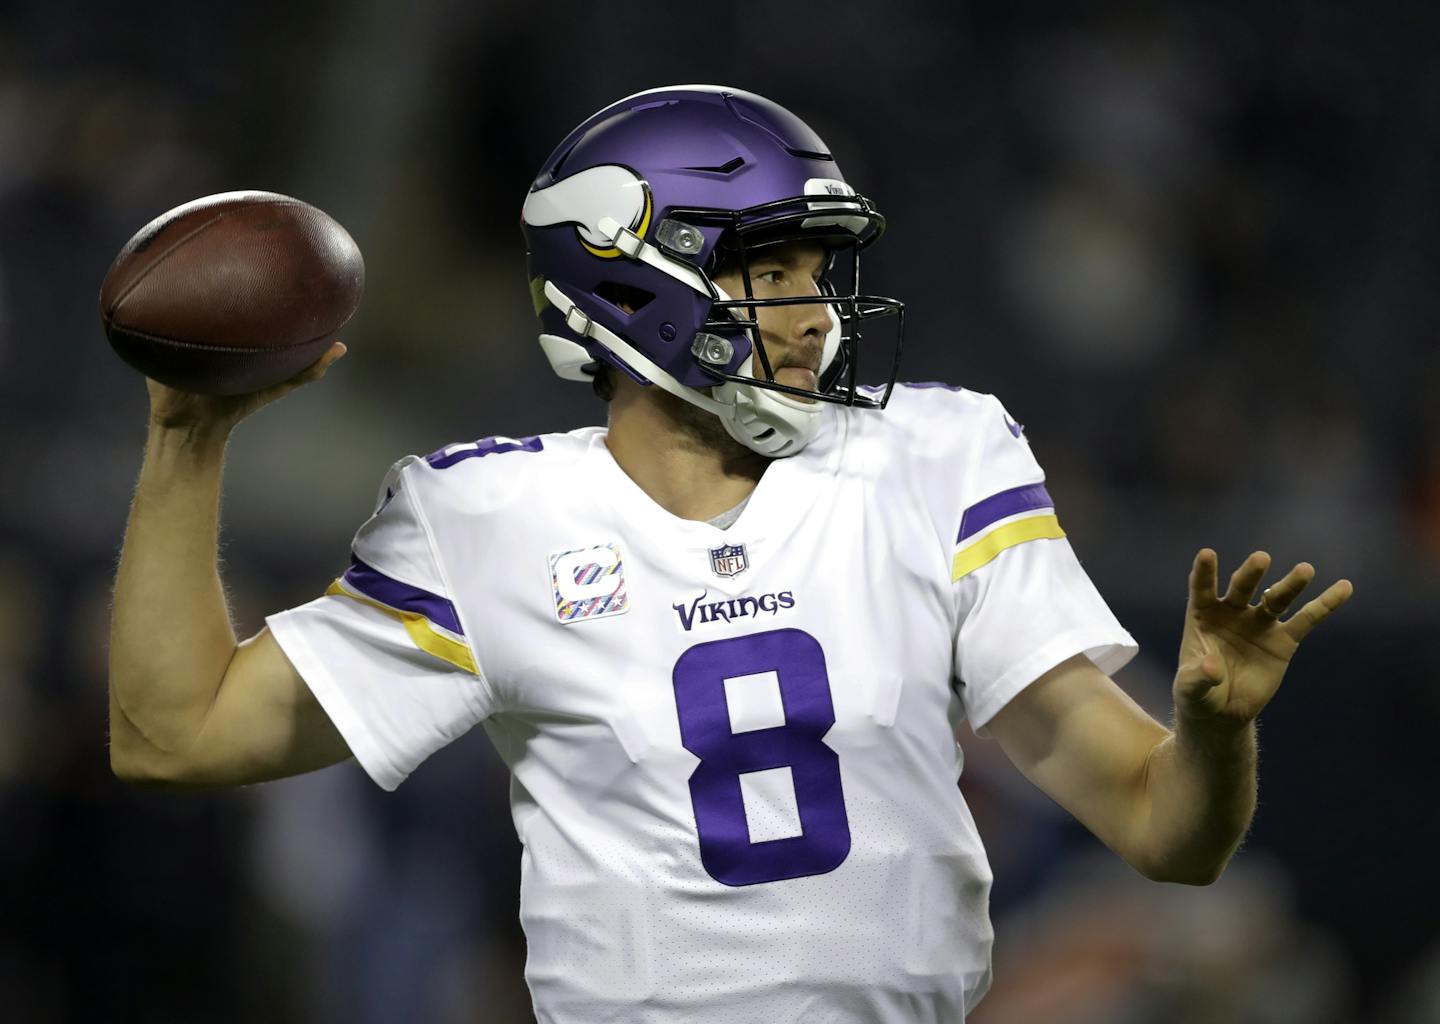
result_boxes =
[672,628,851,886]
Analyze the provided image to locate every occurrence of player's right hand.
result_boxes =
[146,341,347,433]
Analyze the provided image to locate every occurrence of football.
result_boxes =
[99,190,364,395]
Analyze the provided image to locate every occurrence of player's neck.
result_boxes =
[604,383,767,522]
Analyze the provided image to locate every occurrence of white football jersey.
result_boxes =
[266,383,1137,1023]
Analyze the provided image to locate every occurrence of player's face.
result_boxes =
[711,241,835,400]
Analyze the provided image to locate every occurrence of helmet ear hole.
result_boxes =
[595,281,656,315]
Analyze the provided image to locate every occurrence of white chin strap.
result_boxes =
[709,282,842,456]
[539,231,843,458]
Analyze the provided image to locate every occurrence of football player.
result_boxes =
[109,86,1353,1022]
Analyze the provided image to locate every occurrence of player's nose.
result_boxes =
[793,291,834,343]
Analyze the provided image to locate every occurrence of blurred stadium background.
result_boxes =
[2,0,1437,1021]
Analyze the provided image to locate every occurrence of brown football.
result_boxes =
[99,190,364,395]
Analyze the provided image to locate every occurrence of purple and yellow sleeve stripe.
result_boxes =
[324,556,478,675]
[952,483,1066,581]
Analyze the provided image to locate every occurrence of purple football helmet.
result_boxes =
[521,85,904,456]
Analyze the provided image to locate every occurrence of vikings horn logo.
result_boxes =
[522,164,653,259]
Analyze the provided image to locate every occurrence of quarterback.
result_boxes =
[108,87,1353,1022]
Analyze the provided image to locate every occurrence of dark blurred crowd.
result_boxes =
[1,1,1436,1021]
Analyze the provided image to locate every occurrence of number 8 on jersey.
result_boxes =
[671,628,852,886]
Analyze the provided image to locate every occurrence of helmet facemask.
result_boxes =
[696,230,903,408]
[677,216,903,455]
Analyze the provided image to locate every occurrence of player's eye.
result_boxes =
[755,270,784,285]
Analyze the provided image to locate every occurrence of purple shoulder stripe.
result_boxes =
[341,556,465,635]
[958,483,1054,542]
[425,435,543,470]
[897,380,965,392]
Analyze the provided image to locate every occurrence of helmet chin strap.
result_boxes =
[707,284,843,456]
[542,281,837,458]
[711,362,823,456]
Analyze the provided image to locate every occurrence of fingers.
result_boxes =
[1189,548,1219,608]
[306,340,348,380]
[1284,579,1355,642]
[1255,561,1316,620]
[1200,548,1352,642]
[1221,550,1272,608]
[1174,649,1225,707]
[271,341,348,397]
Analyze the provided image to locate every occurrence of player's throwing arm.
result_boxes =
[105,193,359,787]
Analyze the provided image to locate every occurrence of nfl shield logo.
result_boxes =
[709,543,749,578]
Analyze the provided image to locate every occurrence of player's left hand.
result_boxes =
[1173,549,1353,727]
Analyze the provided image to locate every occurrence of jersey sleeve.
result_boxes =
[946,393,1138,735]
[265,454,499,790]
